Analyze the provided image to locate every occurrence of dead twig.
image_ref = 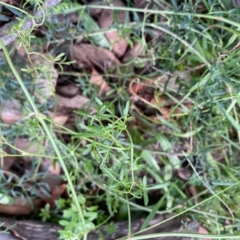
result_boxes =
[0,0,62,49]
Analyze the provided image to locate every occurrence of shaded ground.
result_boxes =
[1,0,240,239]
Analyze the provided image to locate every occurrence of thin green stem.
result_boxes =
[58,4,240,29]
[0,39,87,232]
[128,232,240,239]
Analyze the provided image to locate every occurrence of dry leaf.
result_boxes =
[57,94,89,109]
[48,111,69,126]
[128,81,147,95]
[40,158,60,175]
[3,156,16,171]
[0,0,19,4]
[15,138,61,172]
[134,0,153,8]
[123,42,145,62]
[188,185,199,204]
[84,0,104,17]
[198,226,211,240]
[90,68,111,95]
[104,31,128,58]
[15,137,44,163]
[0,197,42,215]
[177,168,192,181]
[236,0,240,7]
[1,99,22,124]
[46,183,67,209]
[71,44,121,70]
[56,84,79,97]
[128,79,152,104]
[36,175,64,209]
[98,0,128,58]
[52,114,69,125]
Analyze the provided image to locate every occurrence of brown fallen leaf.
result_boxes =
[2,156,16,171]
[47,109,69,126]
[40,158,60,175]
[52,114,69,126]
[128,80,148,96]
[35,174,64,209]
[90,67,111,95]
[128,79,154,105]
[46,183,67,209]
[198,226,211,240]
[98,0,128,58]
[56,84,79,97]
[104,31,128,58]
[177,168,192,181]
[1,99,22,124]
[71,44,121,70]
[123,42,145,63]
[0,197,42,215]
[158,106,171,118]
[15,136,60,174]
[0,0,19,5]
[178,220,211,240]
[15,138,60,174]
[134,0,154,8]
[84,0,104,17]
[15,137,44,163]
[188,185,199,204]
[57,94,89,109]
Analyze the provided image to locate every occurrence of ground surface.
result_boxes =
[1,0,240,239]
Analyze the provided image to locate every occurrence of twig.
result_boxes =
[0,215,182,240]
[0,0,62,50]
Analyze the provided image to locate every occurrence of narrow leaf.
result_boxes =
[217,102,240,131]
[145,182,171,190]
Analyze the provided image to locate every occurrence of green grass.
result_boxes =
[1,0,240,239]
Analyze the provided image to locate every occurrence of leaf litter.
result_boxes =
[0,3,194,228]
[0,0,233,237]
